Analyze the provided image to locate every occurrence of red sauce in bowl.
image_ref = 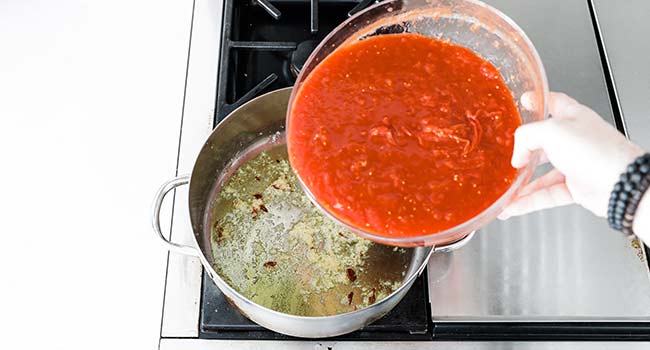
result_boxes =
[288,33,520,238]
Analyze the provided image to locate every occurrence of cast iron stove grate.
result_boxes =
[215,0,380,121]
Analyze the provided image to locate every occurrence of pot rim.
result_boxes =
[187,87,438,322]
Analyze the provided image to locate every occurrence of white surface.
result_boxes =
[0,0,194,349]
[160,0,222,337]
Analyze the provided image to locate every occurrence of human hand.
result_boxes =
[499,92,645,220]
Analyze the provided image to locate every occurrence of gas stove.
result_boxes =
[158,0,650,348]
[208,0,434,340]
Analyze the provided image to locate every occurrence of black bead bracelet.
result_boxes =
[607,153,650,236]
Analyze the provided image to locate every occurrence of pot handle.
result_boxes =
[151,175,200,257]
[433,230,476,253]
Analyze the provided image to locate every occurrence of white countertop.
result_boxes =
[0,0,195,348]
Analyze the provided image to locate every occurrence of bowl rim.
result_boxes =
[286,0,549,246]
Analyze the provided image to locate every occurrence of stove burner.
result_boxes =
[290,40,319,77]
[200,271,431,339]
[216,0,368,122]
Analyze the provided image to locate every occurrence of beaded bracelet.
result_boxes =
[607,153,650,236]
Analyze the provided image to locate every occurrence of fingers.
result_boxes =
[511,120,551,168]
[498,179,574,220]
[512,91,587,168]
[520,91,581,119]
[517,168,565,197]
[503,91,582,219]
[520,91,540,112]
[547,92,581,119]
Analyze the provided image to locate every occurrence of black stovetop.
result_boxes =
[215,0,375,121]
[201,0,433,341]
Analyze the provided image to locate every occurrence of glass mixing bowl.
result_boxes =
[286,0,549,247]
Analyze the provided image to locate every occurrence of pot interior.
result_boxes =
[187,88,431,319]
[204,138,426,316]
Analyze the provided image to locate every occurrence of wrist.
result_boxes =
[612,143,645,184]
[607,152,650,236]
[601,143,644,215]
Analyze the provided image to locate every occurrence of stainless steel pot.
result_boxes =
[151,87,474,338]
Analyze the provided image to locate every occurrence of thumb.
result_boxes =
[521,91,581,119]
[511,119,553,168]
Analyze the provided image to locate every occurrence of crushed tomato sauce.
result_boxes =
[288,33,521,237]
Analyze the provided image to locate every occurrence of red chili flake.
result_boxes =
[368,288,376,304]
[254,176,261,181]
[275,159,280,163]
[253,193,263,199]
[309,246,315,250]
[259,204,268,213]
[263,261,277,268]
[216,227,224,245]
[338,232,347,239]
[252,208,259,218]
[346,268,357,282]
[212,219,219,230]
[272,184,280,190]
[347,291,354,305]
